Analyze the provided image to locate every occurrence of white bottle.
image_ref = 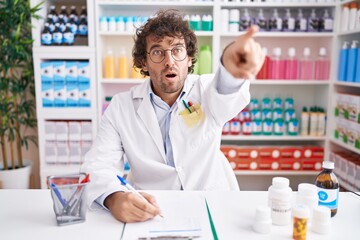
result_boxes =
[268,177,292,226]
[317,108,326,136]
[220,9,229,33]
[99,16,108,32]
[300,107,309,136]
[309,106,318,136]
[296,183,318,220]
[341,4,350,32]
[108,16,116,32]
[229,9,240,33]
[349,3,359,31]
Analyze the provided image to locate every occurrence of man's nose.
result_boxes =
[164,50,175,67]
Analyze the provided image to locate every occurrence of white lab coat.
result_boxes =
[81,69,250,209]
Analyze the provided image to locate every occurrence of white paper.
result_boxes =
[121,191,213,240]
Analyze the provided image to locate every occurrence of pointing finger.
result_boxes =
[243,25,259,39]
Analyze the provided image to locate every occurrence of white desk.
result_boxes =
[1,190,359,240]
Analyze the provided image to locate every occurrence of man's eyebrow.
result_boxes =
[148,42,185,51]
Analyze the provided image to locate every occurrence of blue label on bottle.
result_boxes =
[317,188,338,210]
[41,33,52,45]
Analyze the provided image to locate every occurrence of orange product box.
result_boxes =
[220,145,238,169]
[257,158,280,170]
[303,146,324,159]
[302,158,323,171]
[280,158,302,171]
[259,147,281,159]
[237,157,258,170]
[237,147,259,159]
[281,147,303,159]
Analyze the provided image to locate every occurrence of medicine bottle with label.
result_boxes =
[268,177,292,225]
[315,161,339,217]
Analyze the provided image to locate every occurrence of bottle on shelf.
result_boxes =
[315,161,339,217]
[284,47,298,80]
[239,8,251,31]
[63,23,74,46]
[256,47,270,80]
[52,23,63,46]
[270,47,284,79]
[46,13,55,33]
[118,48,129,79]
[79,6,87,22]
[104,50,116,79]
[317,108,326,136]
[41,23,52,46]
[295,9,307,32]
[309,106,318,136]
[269,9,282,32]
[59,5,68,24]
[283,9,295,32]
[229,9,240,33]
[69,6,79,24]
[341,4,350,32]
[198,45,212,75]
[298,48,314,80]
[346,40,359,82]
[300,107,309,136]
[49,5,58,23]
[348,2,359,31]
[308,9,319,32]
[314,48,330,80]
[338,41,349,81]
[78,16,88,36]
[254,9,267,32]
[319,9,333,32]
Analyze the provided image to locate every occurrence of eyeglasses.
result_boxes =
[146,46,187,63]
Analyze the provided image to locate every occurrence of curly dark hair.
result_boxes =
[132,9,198,77]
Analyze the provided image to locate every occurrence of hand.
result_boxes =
[104,191,162,223]
[222,25,265,79]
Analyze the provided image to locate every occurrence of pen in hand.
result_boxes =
[116,175,164,218]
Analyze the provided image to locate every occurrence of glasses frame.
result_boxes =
[146,46,188,63]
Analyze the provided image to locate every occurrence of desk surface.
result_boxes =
[0,190,359,240]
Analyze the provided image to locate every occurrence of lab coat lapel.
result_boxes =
[134,80,167,164]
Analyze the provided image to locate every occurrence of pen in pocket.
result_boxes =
[182,100,192,113]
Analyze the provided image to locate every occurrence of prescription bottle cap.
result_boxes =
[272,177,290,189]
[298,183,317,197]
[311,206,331,234]
[292,204,310,219]
[322,161,334,169]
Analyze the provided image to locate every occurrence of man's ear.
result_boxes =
[188,57,192,67]
[142,60,148,72]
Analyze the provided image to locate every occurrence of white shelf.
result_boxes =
[97,1,214,7]
[220,32,334,38]
[220,2,336,7]
[100,78,147,84]
[330,138,360,155]
[33,46,95,55]
[222,135,326,141]
[338,29,360,36]
[334,81,360,88]
[252,80,330,85]
[38,108,94,120]
[234,170,318,176]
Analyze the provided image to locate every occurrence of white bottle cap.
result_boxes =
[319,47,327,56]
[272,177,290,189]
[292,204,310,219]
[311,206,331,234]
[298,183,317,196]
[322,161,334,169]
[253,205,271,234]
[273,47,282,56]
[303,47,311,56]
[288,48,296,57]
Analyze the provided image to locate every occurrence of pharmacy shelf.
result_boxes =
[99,31,214,37]
[338,178,356,192]
[252,80,330,85]
[97,1,214,7]
[233,170,318,176]
[38,108,94,120]
[220,32,335,38]
[221,135,326,141]
[330,138,360,155]
[338,29,360,36]
[219,2,336,8]
[334,81,360,88]
[32,46,96,55]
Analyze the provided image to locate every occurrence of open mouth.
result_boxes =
[165,73,177,79]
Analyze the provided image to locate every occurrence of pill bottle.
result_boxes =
[268,177,292,225]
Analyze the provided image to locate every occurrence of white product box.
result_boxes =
[45,141,57,164]
[68,121,81,141]
[65,61,78,82]
[57,141,69,164]
[347,94,360,123]
[44,121,56,141]
[66,82,79,107]
[81,141,92,162]
[69,141,82,164]
[55,121,68,141]
[81,121,92,141]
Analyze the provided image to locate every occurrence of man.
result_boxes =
[81,9,264,223]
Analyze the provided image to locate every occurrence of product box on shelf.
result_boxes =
[257,157,280,170]
[301,158,323,171]
[281,147,303,159]
[237,157,258,170]
[41,62,54,107]
[259,147,281,160]
[303,146,324,159]
[280,158,302,171]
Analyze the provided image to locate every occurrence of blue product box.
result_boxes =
[41,82,54,107]
[40,61,53,84]
[77,61,90,83]
[54,83,66,107]
[53,61,66,84]
[78,81,91,107]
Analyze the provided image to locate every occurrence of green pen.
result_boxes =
[182,99,192,113]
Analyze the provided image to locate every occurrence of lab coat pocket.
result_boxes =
[179,103,204,128]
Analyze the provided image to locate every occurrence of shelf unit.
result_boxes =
[30,0,360,189]
[31,0,97,188]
